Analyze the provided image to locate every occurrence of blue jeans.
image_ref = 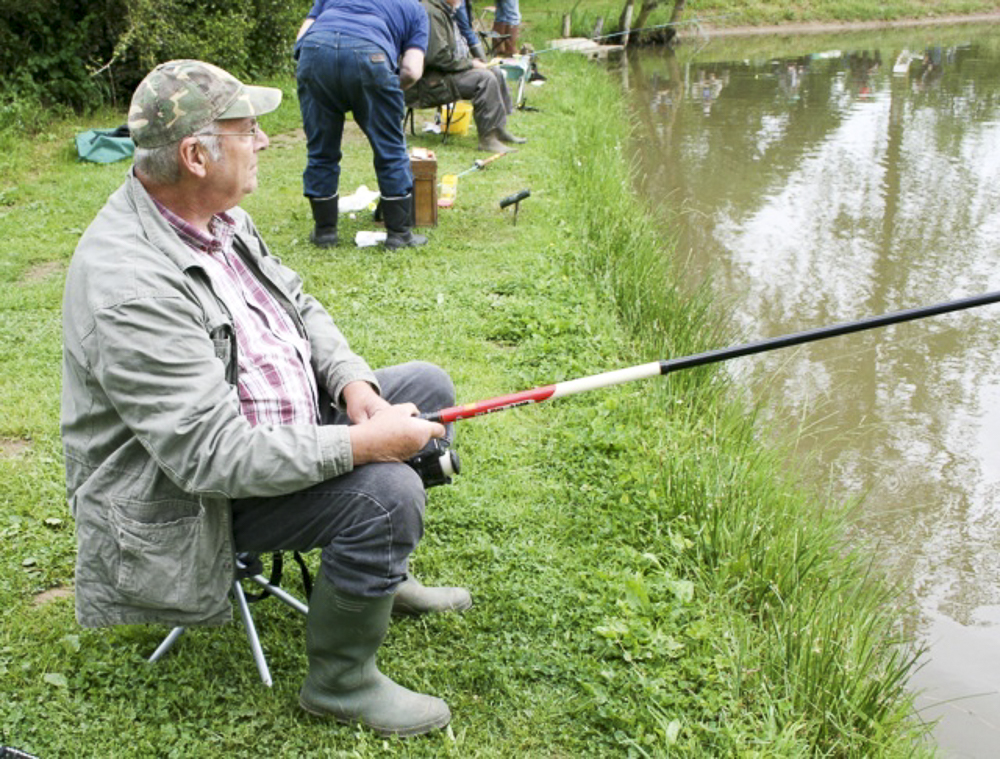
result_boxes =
[296,31,413,199]
[231,362,455,598]
[494,0,521,25]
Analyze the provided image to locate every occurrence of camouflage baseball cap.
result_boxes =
[128,60,282,149]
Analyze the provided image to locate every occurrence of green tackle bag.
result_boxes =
[75,125,134,164]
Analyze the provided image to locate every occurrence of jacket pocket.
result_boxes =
[208,315,236,385]
[110,497,205,613]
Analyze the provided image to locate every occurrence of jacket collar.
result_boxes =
[124,167,255,272]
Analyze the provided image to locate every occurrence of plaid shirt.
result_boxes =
[155,201,320,427]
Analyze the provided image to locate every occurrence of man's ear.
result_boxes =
[178,136,209,179]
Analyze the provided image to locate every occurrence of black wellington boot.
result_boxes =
[382,195,428,250]
[308,195,339,248]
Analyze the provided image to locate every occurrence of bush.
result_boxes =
[0,0,311,122]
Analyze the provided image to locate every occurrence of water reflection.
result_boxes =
[626,26,1000,755]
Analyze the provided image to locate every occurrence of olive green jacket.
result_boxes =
[61,170,377,628]
[406,0,473,108]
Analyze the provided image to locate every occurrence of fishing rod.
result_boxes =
[439,152,507,208]
[455,151,506,179]
[421,290,1000,424]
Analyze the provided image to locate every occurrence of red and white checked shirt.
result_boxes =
[155,202,320,427]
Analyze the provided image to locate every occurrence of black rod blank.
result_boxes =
[659,290,1000,376]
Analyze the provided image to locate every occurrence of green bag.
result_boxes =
[75,126,134,164]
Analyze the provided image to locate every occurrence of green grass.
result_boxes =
[0,26,938,759]
[523,0,1000,42]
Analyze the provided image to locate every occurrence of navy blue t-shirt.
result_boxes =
[306,0,429,63]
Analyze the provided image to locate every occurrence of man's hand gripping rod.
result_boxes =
[420,290,1000,424]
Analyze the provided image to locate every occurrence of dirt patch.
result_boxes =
[269,127,306,148]
[0,437,31,458]
[678,12,1000,39]
[22,261,63,283]
[270,121,366,148]
[33,585,74,606]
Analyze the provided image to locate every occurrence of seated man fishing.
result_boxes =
[61,59,467,737]
[410,0,526,153]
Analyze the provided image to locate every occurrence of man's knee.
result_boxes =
[341,463,426,550]
[383,360,455,409]
[320,463,426,595]
[410,361,455,406]
[385,462,426,527]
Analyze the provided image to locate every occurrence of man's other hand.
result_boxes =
[343,380,391,423]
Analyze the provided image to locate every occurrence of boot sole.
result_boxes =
[383,239,428,250]
[392,597,473,617]
[299,695,451,737]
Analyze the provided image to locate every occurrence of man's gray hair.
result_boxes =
[133,130,225,184]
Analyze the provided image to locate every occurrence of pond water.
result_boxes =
[624,22,1000,757]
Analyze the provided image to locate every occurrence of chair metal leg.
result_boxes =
[243,571,309,615]
[516,62,528,108]
[147,553,309,686]
[148,626,186,663]
[233,579,272,687]
[441,102,456,144]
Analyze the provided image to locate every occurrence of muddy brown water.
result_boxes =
[624,23,1000,757]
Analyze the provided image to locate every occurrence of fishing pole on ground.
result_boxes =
[438,152,508,208]
[420,290,1000,424]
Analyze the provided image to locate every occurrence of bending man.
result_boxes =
[295,0,429,249]
[62,60,467,737]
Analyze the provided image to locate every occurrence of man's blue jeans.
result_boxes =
[494,0,521,26]
[296,31,413,199]
[231,362,455,598]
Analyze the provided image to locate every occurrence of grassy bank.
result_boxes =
[527,0,1000,40]
[1,30,934,759]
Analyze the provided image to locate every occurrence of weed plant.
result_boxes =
[1,40,932,759]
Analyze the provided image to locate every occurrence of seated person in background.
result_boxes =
[62,59,468,738]
[410,0,525,153]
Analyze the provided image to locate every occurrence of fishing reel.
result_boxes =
[407,440,460,488]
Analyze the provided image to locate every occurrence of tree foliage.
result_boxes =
[0,0,311,113]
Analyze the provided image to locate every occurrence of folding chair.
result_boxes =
[148,552,310,687]
[499,54,532,110]
[474,5,508,57]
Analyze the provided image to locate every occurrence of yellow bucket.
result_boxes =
[441,101,473,136]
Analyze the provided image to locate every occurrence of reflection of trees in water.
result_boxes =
[627,37,1000,618]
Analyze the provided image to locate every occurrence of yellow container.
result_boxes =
[441,101,473,135]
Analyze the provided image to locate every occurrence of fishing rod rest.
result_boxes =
[407,439,460,488]
[500,188,531,225]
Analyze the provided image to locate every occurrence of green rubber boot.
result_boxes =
[391,575,473,617]
[299,574,451,737]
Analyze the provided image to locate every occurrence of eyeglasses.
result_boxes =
[197,121,261,139]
